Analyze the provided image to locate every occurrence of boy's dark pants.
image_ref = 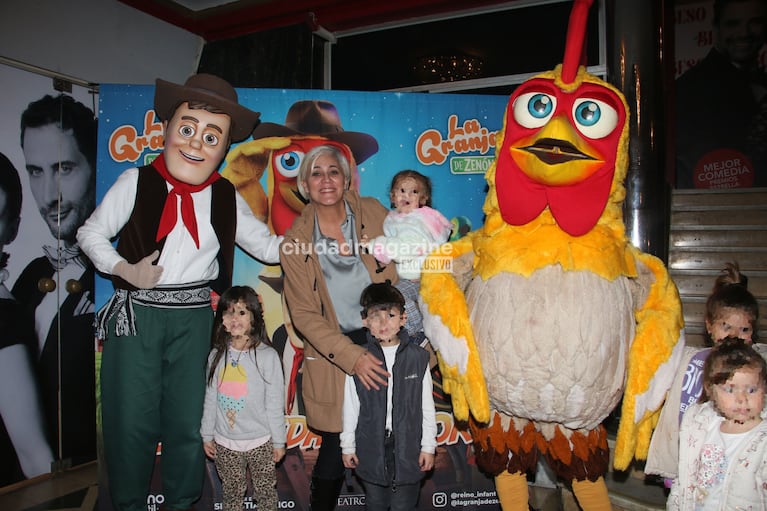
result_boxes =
[361,432,421,511]
[101,304,212,511]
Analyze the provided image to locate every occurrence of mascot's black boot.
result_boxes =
[309,476,343,511]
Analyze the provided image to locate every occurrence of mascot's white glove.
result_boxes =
[112,250,163,289]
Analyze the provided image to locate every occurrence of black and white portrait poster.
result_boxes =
[674,0,767,188]
[0,62,97,488]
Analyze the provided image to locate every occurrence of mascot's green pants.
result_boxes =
[101,303,212,511]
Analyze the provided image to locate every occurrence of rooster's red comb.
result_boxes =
[561,0,594,84]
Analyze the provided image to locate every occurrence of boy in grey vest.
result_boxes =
[340,282,437,511]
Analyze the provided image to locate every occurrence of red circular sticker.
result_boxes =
[693,149,755,188]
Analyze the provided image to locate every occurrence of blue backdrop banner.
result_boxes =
[97,85,508,511]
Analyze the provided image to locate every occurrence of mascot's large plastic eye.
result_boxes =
[513,92,557,129]
[203,132,220,146]
[179,124,195,138]
[572,98,618,139]
[274,150,304,178]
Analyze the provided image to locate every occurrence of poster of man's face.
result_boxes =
[714,0,767,66]
[21,112,96,246]
[0,63,98,487]
[0,65,97,277]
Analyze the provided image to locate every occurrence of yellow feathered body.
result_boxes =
[420,65,684,480]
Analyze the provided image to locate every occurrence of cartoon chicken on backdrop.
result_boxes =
[419,1,685,509]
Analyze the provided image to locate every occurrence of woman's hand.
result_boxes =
[352,351,390,391]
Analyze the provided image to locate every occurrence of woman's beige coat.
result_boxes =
[280,190,397,433]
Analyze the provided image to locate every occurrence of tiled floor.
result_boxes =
[0,461,667,511]
[605,469,667,511]
[526,468,666,510]
[0,463,97,511]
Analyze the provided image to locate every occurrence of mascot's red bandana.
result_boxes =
[153,153,221,248]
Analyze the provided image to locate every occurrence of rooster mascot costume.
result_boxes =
[419,1,685,509]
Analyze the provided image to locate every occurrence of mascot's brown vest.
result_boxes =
[112,164,236,294]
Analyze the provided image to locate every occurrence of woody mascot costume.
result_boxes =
[77,74,283,511]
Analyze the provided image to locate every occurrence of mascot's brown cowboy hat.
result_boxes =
[154,73,261,143]
[251,99,378,163]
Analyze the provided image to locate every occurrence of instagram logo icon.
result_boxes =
[432,492,447,507]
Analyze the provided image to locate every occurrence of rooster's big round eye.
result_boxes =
[274,150,304,178]
[513,92,557,129]
[572,98,618,139]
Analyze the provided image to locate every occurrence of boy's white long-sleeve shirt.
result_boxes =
[77,167,282,284]
[340,343,437,455]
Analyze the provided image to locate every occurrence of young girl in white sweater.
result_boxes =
[366,170,451,340]
[667,337,767,510]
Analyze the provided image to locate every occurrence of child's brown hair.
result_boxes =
[208,285,270,385]
[700,336,767,404]
[705,262,759,343]
[360,282,406,319]
[389,169,432,208]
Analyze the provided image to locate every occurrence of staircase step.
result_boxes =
[671,188,767,209]
[668,250,767,272]
[671,269,767,297]
[670,229,767,248]
[668,185,767,348]
[671,209,767,227]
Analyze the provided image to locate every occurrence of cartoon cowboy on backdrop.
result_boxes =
[77,74,282,511]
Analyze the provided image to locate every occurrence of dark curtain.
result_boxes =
[198,23,321,89]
